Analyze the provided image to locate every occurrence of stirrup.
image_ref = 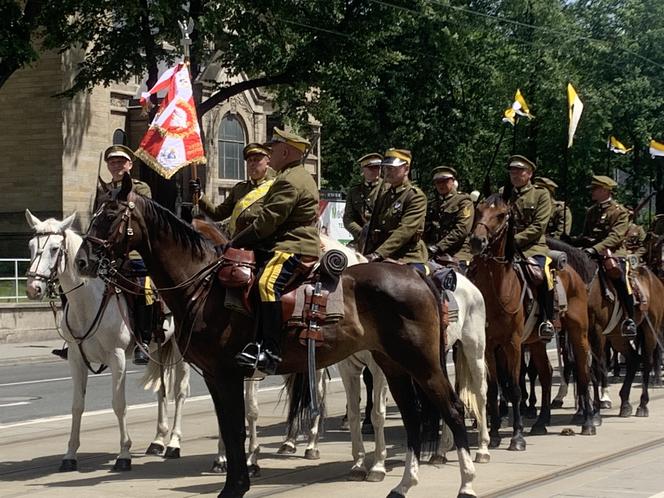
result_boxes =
[621,319,637,338]
[235,343,261,369]
[256,349,282,375]
[52,347,68,360]
[538,320,555,341]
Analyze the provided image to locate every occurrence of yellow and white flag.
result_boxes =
[650,139,664,158]
[608,136,632,154]
[502,89,534,126]
[567,83,584,148]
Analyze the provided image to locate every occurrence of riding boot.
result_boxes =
[538,285,555,341]
[52,346,68,360]
[133,303,151,365]
[256,302,283,375]
[613,276,637,338]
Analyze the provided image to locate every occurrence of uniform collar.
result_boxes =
[513,182,533,195]
[598,197,614,209]
[439,188,457,201]
[364,179,380,188]
[277,160,302,174]
[250,176,269,187]
[389,179,410,194]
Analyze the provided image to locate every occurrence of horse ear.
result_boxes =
[60,212,77,232]
[25,209,42,229]
[501,180,513,202]
[98,176,110,193]
[118,173,133,200]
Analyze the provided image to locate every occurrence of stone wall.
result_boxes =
[0,303,58,343]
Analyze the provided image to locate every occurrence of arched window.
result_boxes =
[218,114,246,180]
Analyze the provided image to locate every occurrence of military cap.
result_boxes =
[534,177,558,192]
[507,154,536,171]
[243,142,271,159]
[357,153,383,168]
[432,165,457,181]
[382,148,412,167]
[268,127,310,153]
[589,174,617,190]
[104,144,134,162]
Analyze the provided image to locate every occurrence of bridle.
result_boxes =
[474,208,511,261]
[26,231,67,299]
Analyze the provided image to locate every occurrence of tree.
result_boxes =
[0,0,43,88]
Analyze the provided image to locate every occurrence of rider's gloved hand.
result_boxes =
[189,178,201,197]
[365,253,383,263]
[427,244,440,258]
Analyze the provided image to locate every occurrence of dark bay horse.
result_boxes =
[74,174,478,498]
[468,195,595,451]
[549,238,664,418]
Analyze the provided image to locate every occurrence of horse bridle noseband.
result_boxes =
[475,210,511,257]
[83,200,136,276]
[26,232,67,298]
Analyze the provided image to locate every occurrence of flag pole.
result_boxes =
[178,18,198,211]
[606,136,611,176]
[482,124,508,197]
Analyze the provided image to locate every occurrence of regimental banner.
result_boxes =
[608,136,632,155]
[650,139,664,158]
[134,63,206,179]
[567,83,584,148]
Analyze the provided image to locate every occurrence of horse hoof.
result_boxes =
[529,424,547,436]
[59,459,77,472]
[304,449,320,460]
[428,454,447,465]
[508,437,526,451]
[349,468,368,481]
[619,403,633,417]
[145,443,165,455]
[218,485,250,498]
[581,425,596,436]
[551,399,564,409]
[474,452,491,463]
[247,464,261,478]
[489,436,501,448]
[592,414,602,427]
[570,413,584,425]
[636,406,649,417]
[164,446,180,459]
[367,470,386,482]
[277,444,296,455]
[386,492,405,498]
[361,422,374,435]
[112,458,131,471]
[600,400,612,410]
[210,461,227,474]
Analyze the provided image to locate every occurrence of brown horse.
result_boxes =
[550,238,664,418]
[74,174,478,498]
[468,194,595,451]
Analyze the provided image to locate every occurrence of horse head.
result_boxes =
[470,194,510,257]
[75,173,144,278]
[25,209,77,300]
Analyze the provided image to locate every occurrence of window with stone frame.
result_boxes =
[218,113,246,180]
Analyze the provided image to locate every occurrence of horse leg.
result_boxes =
[518,349,528,414]
[340,358,368,480]
[244,379,261,476]
[208,373,250,498]
[109,348,132,471]
[598,335,612,409]
[618,340,639,417]
[552,334,570,408]
[636,330,654,417]
[363,367,375,434]
[523,349,538,418]
[567,318,595,435]
[303,370,325,461]
[61,353,88,471]
[500,343,526,451]
[367,362,388,482]
[146,378,169,456]
[653,344,663,387]
[485,351,501,448]
[164,360,190,459]
[528,342,551,436]
[205,374,227,474]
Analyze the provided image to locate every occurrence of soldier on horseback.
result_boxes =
[534,177,572,238]
[363,149,428,273]
[424,165,474,272]
[343,153,385,248]
[230,128,320,374]
[189,143,275,236]
[573,175,636,336]
[506,155,555,340]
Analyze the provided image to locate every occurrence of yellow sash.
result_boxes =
[228,180,274,236]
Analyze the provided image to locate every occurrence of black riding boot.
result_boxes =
[236,302,283,374]
[538,284,555,341]
[133,303,152,365]
[613,276,637,337]
[52,289,69,360]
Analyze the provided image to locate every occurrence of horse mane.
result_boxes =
[63,229,83,280]
[134,195,214,257]
[546,236,597,284]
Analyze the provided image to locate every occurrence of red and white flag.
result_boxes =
[134,63,206,179]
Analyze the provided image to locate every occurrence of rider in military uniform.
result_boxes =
[624,208,647,262]
[231,128,320,374]
[507,155,555,340]
[533,177,572,238]
[190,143,275,236]
[343,153,385,247]
[53,144,155,364]
[424,165,474,272]
[364,149,428,273]
[574,175,636,336]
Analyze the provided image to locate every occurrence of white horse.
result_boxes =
[25,210,185,470]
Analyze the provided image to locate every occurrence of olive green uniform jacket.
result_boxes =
[343,179,385,242]
[424,189,474,261]
[114,177,151,260]
[364,179,428,263]
[232,162,320,258]
[547,199,572,238]
[579,199,630,257]
[624,223,646,261]
[509,183,552,258]
[199,170,276,230]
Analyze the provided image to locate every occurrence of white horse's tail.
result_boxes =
[455,345,481,420]
[141,338,185,399]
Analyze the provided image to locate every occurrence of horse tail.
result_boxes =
[454,344,481,420]
[282,372,326,438]
[140,338,182,399]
